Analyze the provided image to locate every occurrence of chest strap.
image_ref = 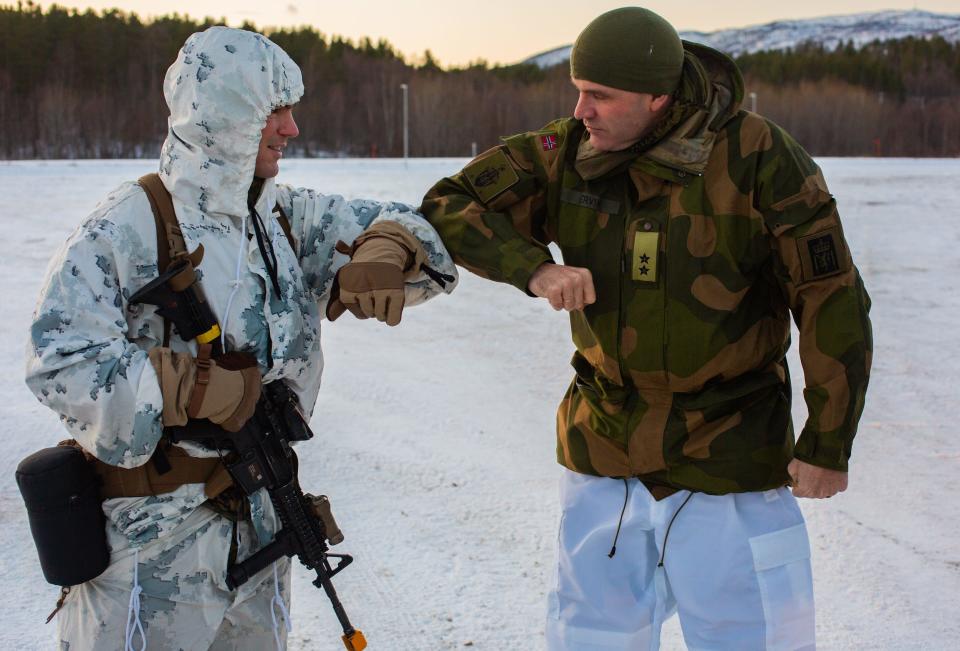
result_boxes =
[131,174,297,495]
[136,173,298,345]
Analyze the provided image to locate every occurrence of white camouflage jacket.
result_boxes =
[25,27,457,547]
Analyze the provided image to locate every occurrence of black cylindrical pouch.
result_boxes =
[15,445,110,586]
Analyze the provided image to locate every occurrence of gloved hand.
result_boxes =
[148,345,261,432]
[326,222,427,326]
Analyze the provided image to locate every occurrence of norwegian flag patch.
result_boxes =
[540,134,557,151]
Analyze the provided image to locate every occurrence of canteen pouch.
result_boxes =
[15,445,110,586]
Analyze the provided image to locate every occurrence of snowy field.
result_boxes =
[0,157,958,650]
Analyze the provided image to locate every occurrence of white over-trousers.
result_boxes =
[546,469,816,651]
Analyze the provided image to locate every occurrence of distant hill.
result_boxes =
[523,9,960,67]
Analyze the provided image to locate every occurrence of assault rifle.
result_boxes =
[130,257,367,651]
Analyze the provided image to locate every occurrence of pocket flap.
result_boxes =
[749,523,810,571]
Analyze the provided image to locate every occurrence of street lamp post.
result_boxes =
[400,83,409,162]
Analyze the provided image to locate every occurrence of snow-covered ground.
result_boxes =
[0,157,957,650]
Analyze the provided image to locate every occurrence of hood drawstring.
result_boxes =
[608,478,630,558]
[124,548,146,651]
[658,492,694,568]
[270,560,292,650]
[219,212,249,353]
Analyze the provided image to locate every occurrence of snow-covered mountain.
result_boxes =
[524,9,960,67]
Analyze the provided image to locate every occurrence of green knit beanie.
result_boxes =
[570,7,684,96]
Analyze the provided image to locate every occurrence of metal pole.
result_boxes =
[749,91,757,113]
[400,83,409,162]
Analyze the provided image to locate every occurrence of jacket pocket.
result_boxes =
[749,523,816,650]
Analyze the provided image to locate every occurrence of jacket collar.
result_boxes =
[573,42,744,183]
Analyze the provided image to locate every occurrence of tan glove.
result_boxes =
[148,345,261,432]
[326,222,427,326]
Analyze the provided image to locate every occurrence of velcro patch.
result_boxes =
[632,232,659,283]
[464,149,520,204]
[560,189,620,215]
[797,226,846,282]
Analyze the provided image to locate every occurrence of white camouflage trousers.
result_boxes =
[546,468,816,651]
[56,504,290,651]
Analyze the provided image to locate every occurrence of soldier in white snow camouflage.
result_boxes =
[26,26,457,650]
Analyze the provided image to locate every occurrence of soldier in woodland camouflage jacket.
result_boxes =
[422,7,871,650]
[26,27,456,651]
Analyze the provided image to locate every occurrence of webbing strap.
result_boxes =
[130,176,238,490]
[273,203,297,254]
[93,447,229,499]
[137,173,186,347]
[137,173,188,271]
[58,439,231,499]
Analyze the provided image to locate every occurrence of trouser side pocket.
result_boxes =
[749,523,816,651]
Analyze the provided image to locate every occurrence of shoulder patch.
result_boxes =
[797,226,846,281]
[464,149,520,204]
[540,133,558,151]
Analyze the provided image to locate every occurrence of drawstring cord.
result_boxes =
[607,483,695,562]
[124,548,146,651]
[650,491,693,649]
[220,214,249,352]
[658,492,694,567]
[608,479,630,558]
[270,560,292,650]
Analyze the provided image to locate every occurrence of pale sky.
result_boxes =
[34,1,960,66]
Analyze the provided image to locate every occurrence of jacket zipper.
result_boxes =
[616,181,630,387]
[661,200,670,382]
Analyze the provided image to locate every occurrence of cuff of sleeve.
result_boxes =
[506,246,554,296]
[793,426,851,472]
[353,221,427,273]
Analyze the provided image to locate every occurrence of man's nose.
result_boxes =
[280,113,299,138]
[573,94,593,120]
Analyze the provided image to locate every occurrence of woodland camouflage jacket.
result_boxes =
[422,42,872,495]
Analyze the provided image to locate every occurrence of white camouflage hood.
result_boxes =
[159,27,304,218]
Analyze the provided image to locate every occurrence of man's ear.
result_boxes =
[650,94,672,112]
